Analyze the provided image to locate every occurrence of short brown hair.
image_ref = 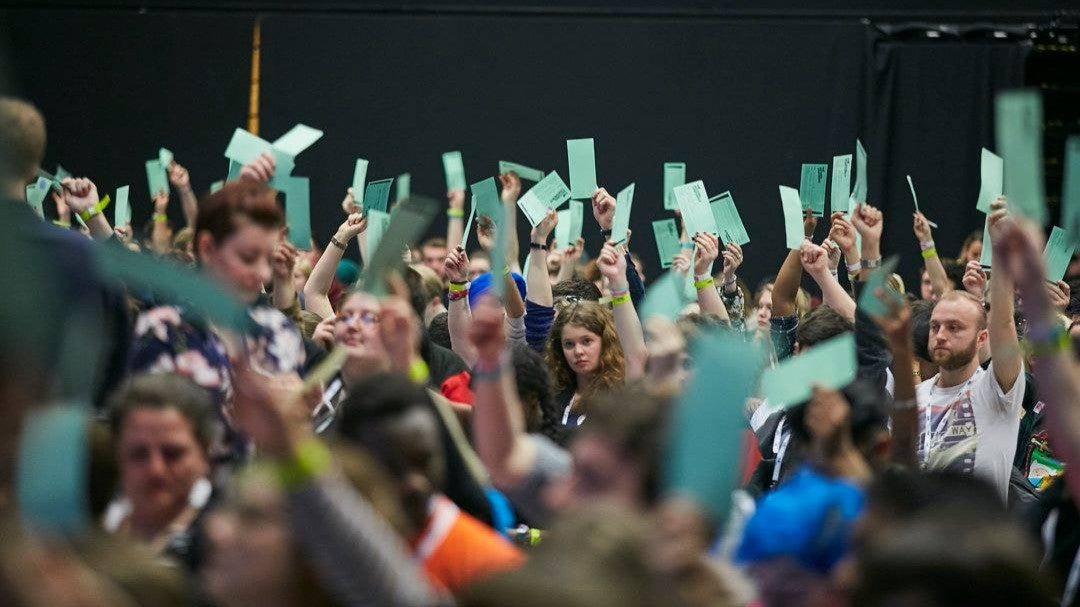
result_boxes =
[937,290,988,330]
[421,237,447,251]
[0,97,46,183]
[107,373,215,454]
[195,179,283,245]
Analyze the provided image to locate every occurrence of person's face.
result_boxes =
[118,407,209,533]
[203,474,297,607]
[334,293,387,379]
[544,434,644,513]
[920,269,935,301]
[561,323,603,377]
[964,240,983,264]
[292,266,308,293]
[422,246,448,279]
[468,257,491,281]
[363,408,444,529]
[755,289,773,328]
[928,299,985,370]
[198,220,277,303]
[547,250,564,281]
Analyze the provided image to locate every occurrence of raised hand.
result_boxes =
[1047,280,1071,314]
[828,212,857,253]
[591,187,616,230]
[961,261,987,301]
[272,239,299,282]
[60,177,100,214]
[467,296,507,364]
[498,172,522,203]
[153,190,169,215]
[531,209,558,245]
[597,241,627,285]
[336,212,367,242]
[476,217,496,252]
[168,162,191,189]
[987,197,1011,241]
[852,203,884,244]
[51,190,70,222]
[800,240,831,278]
[113,224,133,243]
[821,239,842,272]
[672,250,692,276]
[230,357,316,457]
[377,296,422,373]
[342,187,360,214]
[721,242,744,282]
[913,211,933,244]
[447,188,466,212]
[444,247,470,284]
[311,316,337,351]
[240,152,276,183]
[867,284,914,347]
[691,232,720,277]
[802,208,818,239]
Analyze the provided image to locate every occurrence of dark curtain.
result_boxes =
[860,25,1029,289]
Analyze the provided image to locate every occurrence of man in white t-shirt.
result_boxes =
[915,223,1025,500]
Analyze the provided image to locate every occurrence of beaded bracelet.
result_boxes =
[448,288,469,302]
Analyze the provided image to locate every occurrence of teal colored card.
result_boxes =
[145,159,170,198]
[556,200,586,249]
[363,177,394,214]
[831,154,853,215]
[223,128,295,177]
[665,330,763,523]
[55,164,71,181]
[517,171,571,226]
[610,183,635,244]
[906,175,920,213]
[352,159,369,205]
[499,161,544,182]
[365,209,391,261]
[158,147,173,169]
[977,148,1003,214]
[1062,137,1080,246]
[114,185,131,227]
[857,256,902,317]
[227,160,243,182]
[760,332,857,407]
[396,172,411,201]
[641,269,692,321]
[210,180,225,194]
[996,90,1046,224]
[35,168,64,193]
[492,203,512,299]
[555,208,573,250]
[17,406,90,535]
[663,162,686,211]
[980,216,993,269]
[461,202,478,250]
[674,181,718,236]
[359,197,438,294]
[26,178,49,217]
[272,123,324,157]
[1044,226,1075,283]
[779,185,805,250]
[471,177,503,229]
[709,191,750,246]
[799,163,829,217]
[442,151,466,191]
[653,218,682,269]
[566,138,597,199]
[279,176,311,249]
[852,139,868,204]
[569,199,584,244]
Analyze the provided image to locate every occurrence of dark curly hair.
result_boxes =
[508,344,558,439]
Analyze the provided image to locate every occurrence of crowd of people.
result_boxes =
[1,93,1078,606]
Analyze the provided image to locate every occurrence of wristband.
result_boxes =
[609,287,629,299]
[408,358,430,384]
[274,438,333,491]
[447,288,469,302]
[863,257,882,269]
[693,277,715,290]
[330,236,347,251]
[723,274,737,287]
[529,242,549,251]
[52,219,71,228]
[448,281,470,293]
[611,293,631,306]
[447,208,465,218]
[919,240,936,251]
[77,194,111,222]
[891,397,919,411]
[153,212,169,223]
[693,272,711,282]
[920,247,938,259]
[846,260,862,274]
[471,360,505,382]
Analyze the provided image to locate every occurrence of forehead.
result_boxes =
[224,219,279,247]
[341,292,380,313]
[931,298,980,324]
[422,244,446,255]
[120,407,196,441]
[562,323,600,341]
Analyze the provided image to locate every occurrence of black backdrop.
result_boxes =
[0,6,1037,291]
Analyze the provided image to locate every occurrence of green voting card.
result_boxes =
[653,218,682,269]
[641,269,693,321]
[226,160,242,182]
[35,168,64,193]
[556,200,586,250]
[279,176,311,249]
[831,154,853,215]
[352,159,369,206]
[26,177,49,217]
[760,332,857,407]
[665,330,763,523]
[857,256,902,317]
[145,159,170,198]
[365,209,391,261]
[1063,138,1080,246]
[709,191,750,246]
[674,181,718,236]
[996,90,1046,224]
[210,180,225,194]
[1044,226,1075,283]
[363,177,394,214]
[18,406,89,534]
[517,171,571,226]
[223,128,295,178]
[906,175,920,213]
[610,183,635,244]
[980,216,993,269]
[499,161,544,182]
[779,185,805,250]
[471,177,503,229]
[272,124,324,157]
[566,138,597,199]
[977,148,1003,214]
[442,151,466,191]
[799,163,829,217]
[159,147,174,168]
[492,203,513,299]
[556,208,573,250]
[396,173,411,201]
[360,197,438,294]
[569,199,584,244]
[114,185,131,227]
[461,201,478,250]
[663,162,686,211]
[55,164,71,181]
[852,139,868,205]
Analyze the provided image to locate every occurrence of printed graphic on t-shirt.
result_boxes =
[920,391,977,475]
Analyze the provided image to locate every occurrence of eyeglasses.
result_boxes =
[338,310,380,326]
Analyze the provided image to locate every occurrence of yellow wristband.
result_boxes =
[408,358,430,384]
[448,282,469,293]
[274,438,332,491]
[52,219,71,228]
[77,194,111,222]
[694,277,715,290]
[921,247,937,259]
[153,213,168,223]
[447,208,465,218]
[611,293,631,306]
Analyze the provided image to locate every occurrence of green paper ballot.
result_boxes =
[365,210,391,261]
[779,185,805,250]
[279,176,311,249]
[1043,226,1075,283]
[799,163,829,217]
[17,406,90,535]
[709,191,750,246]
[396,173,411,201]
[569,200,585,244]
[517,171,571,226]
[556,200,586,250]
[555,209,573,250]
[145,159,170,198]
[665,330,763,523]
[363,178,394,214]
[663,162,686,211]
[996,90,1046,224]
[359,197,438,294]
[760,332,857,407]
[442,151,466,191]
[227,160,243,182]
[499,161,544,183]
[210,180,225,194]
[159,147,174,168]
[223,128,295,178]
[114,185,131,227]
[674,181,718,236]
[460,203,478,251]
[272,124,324,157]
[831,154,853,215]
[471,177,503,229]
[979,216,993,269]
[352,159,369,206]
[566,138,598,199]
[610,183,635,244]
[26,178,49,217]
[977,148,1003,214]
[653,218,682,269]
[491,203,513,300]
[641,270,693,321]
[852,139,868,205]
[55,165,71,181]
[35,168,64,193]
[857,256,902,318]
[906,175,920,212]
[1062,138,1080,246]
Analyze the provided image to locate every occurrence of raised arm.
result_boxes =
[445,247,477,365]
[598,240,647,380]
[867,292,918,468]
[801,240,856,321]
[526,210,558,307]
[149,191,172,254]
[60,177,113,242]
[556,238,584,284]
[499,172,523,272]
[271,239,300,314]
[773,208,816,317]
[304,212,367,319]
[445,188,465,252]
[690,232,728,321]
[913,211,951,298]
[851,203,883,282]
[717,242,747,325]
[986,203,1022,392]
[168,161,199,229]
[828,212,861,290]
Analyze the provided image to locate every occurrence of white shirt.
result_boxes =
[915,363,1025,501]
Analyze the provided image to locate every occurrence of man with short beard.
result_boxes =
[914,211,1024,500]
